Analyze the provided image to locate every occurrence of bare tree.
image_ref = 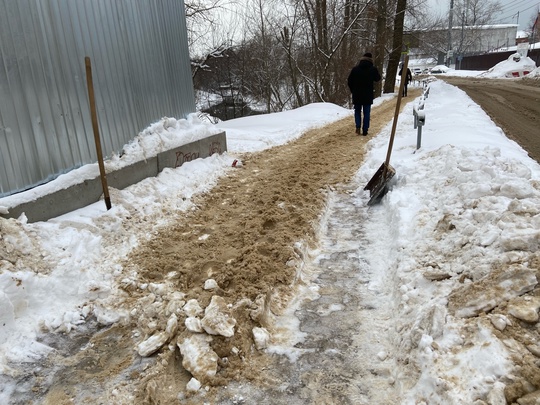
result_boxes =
[529,11,539,44]
[186,0,243,112]
[190,0,388,116]
[281,0,376,105]
[240,0,290,112]
[410,0,504,62]
[191,44,230,79]
[185,0,240,61]
[453,0,502,26]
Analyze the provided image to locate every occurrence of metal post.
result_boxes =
[413,106,426,150]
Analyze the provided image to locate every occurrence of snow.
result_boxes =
[1,62,540,403]
[430,64,452,74]
[480,53,537,78]
[417,46,540,79]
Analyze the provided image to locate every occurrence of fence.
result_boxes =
[459,48,540,70]
[0,0,195,197]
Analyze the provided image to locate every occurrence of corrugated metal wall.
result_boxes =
[0,0,195,197]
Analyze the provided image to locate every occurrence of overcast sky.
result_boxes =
[428,0,539,30]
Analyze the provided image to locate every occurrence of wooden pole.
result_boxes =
[384,52,409,169]
[85,56,111,210]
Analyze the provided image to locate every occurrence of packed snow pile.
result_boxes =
[0,113,223,210]
[108,113,224,169]
[429,65,452,74]
[525,66,540,78]
[357,80,540,403]
[481,53,537,78]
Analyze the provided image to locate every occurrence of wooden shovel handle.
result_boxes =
[384,53,410,168]
[85,56,112,210]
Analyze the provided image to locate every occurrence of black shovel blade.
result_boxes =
[364,162,396,205]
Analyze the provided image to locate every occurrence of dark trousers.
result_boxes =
[403,83,409,97]
[354,104,372,133]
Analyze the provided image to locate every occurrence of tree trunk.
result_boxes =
[374,0,387,98]
[383,0,407,94]
[281,26,304,107]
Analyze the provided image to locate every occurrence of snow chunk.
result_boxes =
[252,327,270,350]
[186,377,201,392]
[449,267,537,318]
[201,296,236,337]
[185,317,203,333]
[527,344,540,357]
[183,299,204,317]
[377,350,388,361]
[93,305,126,326]
[204,279,218,290]
[507,297,540,323]
[486,381,506,405]
[137,331,169,357]
[500,228,540,252]
[499,180,536,199]
[177,334,218,380]
[148,282,168,296]
[489,314,512,331]
[165,292,185,316]
[165,314,178,336]
[517,390,540,405]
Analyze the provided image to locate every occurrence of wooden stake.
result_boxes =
[85,56,111,210]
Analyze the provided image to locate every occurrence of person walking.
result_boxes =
[398,63,413,97]
[347,52,381,136]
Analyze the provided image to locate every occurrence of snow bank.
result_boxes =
[481,53,537,78]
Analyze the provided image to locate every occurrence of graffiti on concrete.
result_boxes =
[209,142,222,156]
[175,151,200,168]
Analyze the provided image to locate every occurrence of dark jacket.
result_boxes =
[347,56,381,106]
[399,67,413,84]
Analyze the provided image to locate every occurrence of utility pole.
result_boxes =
[533,13,539,45]
[458,0,470,69]
[459,10,465,68]
[446,0,454,67]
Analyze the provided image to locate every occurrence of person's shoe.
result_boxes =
[355,128,361,135]
[362,131,368,136]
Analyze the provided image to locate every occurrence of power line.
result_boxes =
[498,0,534,13]
[495,1,540,25]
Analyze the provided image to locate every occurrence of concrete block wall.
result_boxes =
[1,132,227,223]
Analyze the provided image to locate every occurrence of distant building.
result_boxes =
[516,31,530,45]
[533,13,540,43]
[407,24,519,66]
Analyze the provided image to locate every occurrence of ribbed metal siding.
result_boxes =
[0,0,195,197]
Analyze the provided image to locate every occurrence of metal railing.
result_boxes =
[413,82,430,150]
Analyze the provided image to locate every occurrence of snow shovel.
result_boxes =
[364,54,410,206]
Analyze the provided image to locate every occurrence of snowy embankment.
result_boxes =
[356,80,540,403]
[1,74,540,403]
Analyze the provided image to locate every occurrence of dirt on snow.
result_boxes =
[33,91,410,404]
[14,77,540,404]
